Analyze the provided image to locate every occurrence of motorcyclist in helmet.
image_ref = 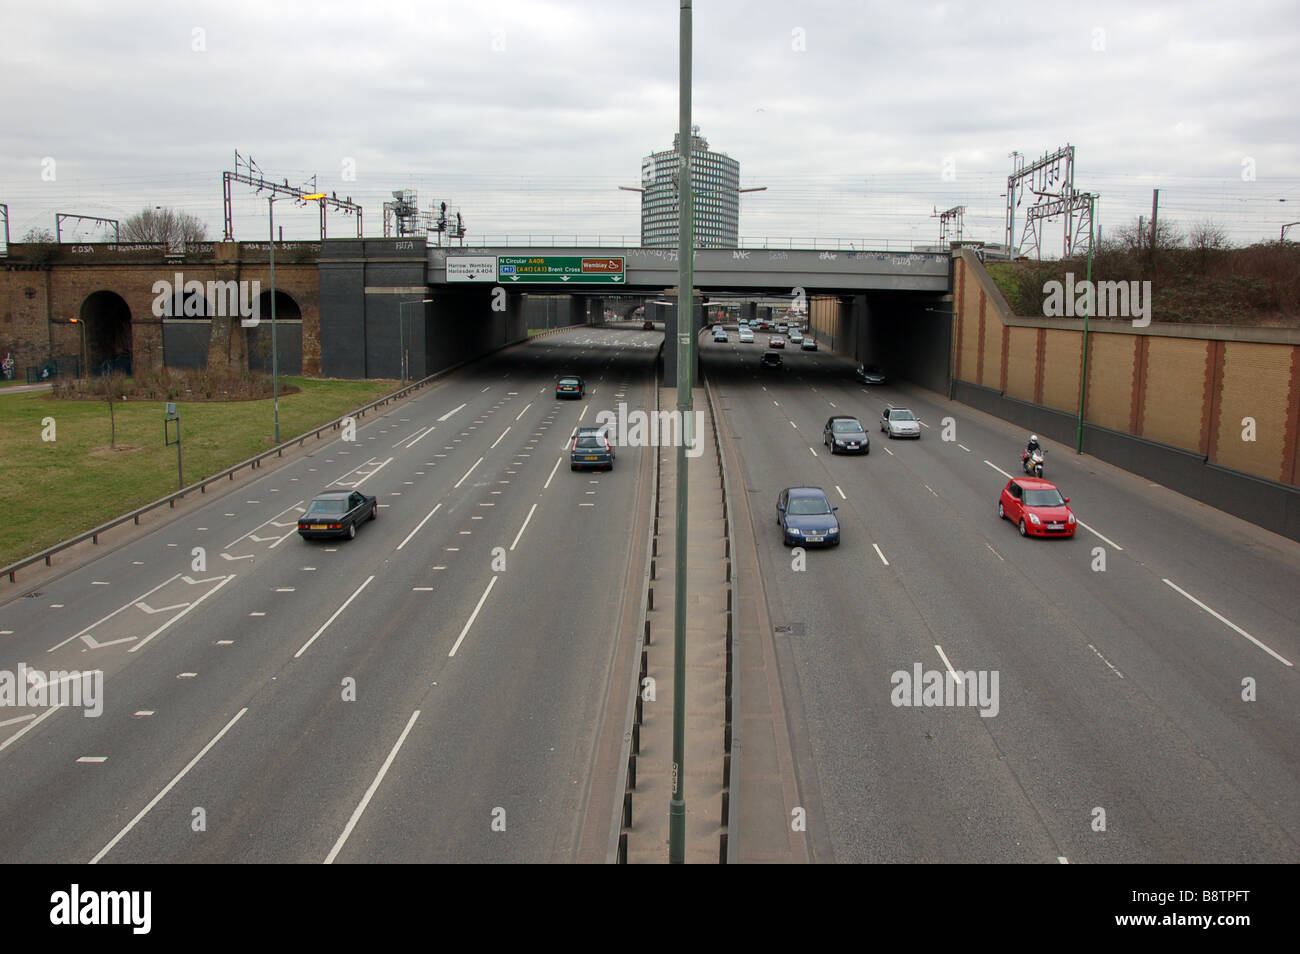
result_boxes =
[1025,434,1041,456]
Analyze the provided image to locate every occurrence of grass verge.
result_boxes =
[0,376,398,568]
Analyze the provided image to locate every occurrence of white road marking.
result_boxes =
[324,709,422,864]
[934,645,963,683]
[397,503,442,550]
[77,757,107,763]
[809,447,818,457]
[835,485,846,499]
[985,543,1004,561]
[0,706,61,753]
[1077,520,1124,551]
[454,456,484,489]
[437,403,466,422]
[515,401,533,421]
[872,543,889,566]
[957,443,971,452]
[0,714,34,729]
[578,404,589,422]
[129,574,236,655]
[491,426,511,449]
[249,612,266,616]
[134,710,153,717]
[828,401,837,408]
[295,576,375,658]
[226,503,306,550]
[511,504,538,551]
[924,484,938,496]
[393,424,436,449]
[544,456,563,489]
[983,460,1014,480]
[1162,579,1293,667]
[91,708,248,864]
[1087,643,1124,678]
[920,421,931,428]
[177,672,196,679]
[883,447,894,456]
[48,573,183,652]
[449,576,499,657]
[413,586,434,591]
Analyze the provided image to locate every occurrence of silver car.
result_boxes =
[881,406,921,438]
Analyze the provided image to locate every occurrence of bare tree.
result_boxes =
[121,207,209,244]
[1187,219,1230,251]
[1111,216,1184,262]
[103,372,128,448]
[23,227,55,243]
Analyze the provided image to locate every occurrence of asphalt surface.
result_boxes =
[704,328,1300,863]
[0,327,657,863]
[4,322,1296,865]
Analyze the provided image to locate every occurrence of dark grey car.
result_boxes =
[823,416,869,454]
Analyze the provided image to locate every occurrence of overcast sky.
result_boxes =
[2,0,1296,252]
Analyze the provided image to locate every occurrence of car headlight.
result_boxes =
[788,527,802,534]
[1067,513,1076,524]
[1029,513,1041,525]
[834,439,845,445]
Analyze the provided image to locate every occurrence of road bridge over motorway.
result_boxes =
[322,240,953,385]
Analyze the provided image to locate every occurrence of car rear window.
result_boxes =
[558,378,579,386]
[307,499,347,514]
[575,436,606,449]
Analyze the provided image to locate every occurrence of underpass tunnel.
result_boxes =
[78,290,133,375]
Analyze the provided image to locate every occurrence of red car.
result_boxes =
[997,477,1076,538]
[768,335,785,348]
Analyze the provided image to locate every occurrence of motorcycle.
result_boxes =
[1021,448,1046,478]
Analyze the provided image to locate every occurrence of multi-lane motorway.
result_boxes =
[0,329,657,863]
[1,323,1296,864]
[704,330,1299,863]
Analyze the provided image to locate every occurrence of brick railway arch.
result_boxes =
[247,288,303,374]
[78,290,133,375]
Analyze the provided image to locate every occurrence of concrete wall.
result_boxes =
[952,249,1300,540]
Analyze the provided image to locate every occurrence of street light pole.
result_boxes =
[1075,194,1097,453]
[669,0,693,866]
[268,196,280,443]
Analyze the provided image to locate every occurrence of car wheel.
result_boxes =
[865,445,870,455]
[370,506,377,521]
[571,464,579,471]
[1018,519,1027,537]
[998,502,1005,519]
[347,523,356,540]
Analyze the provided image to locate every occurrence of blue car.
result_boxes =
[776,487,840,547]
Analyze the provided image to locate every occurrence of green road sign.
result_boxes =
[497,255,625,284]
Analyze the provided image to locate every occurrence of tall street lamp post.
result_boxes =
[268,196,281,442]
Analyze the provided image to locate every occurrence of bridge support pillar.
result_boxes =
[741,301,756,324]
